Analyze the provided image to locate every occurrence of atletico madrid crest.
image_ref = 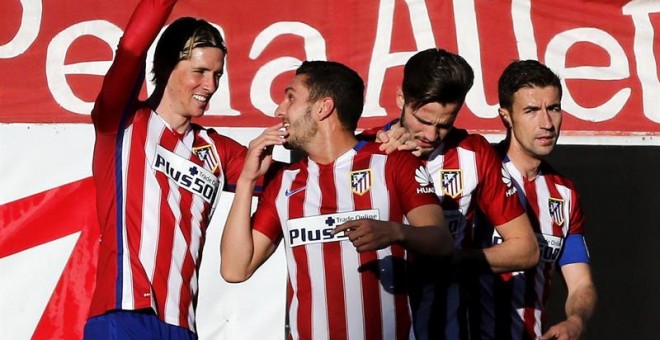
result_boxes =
[350,169,373,195]
[548,198,565,226]
[440,169,463,198]
[193,144,220,172]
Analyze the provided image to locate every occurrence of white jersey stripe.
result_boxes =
[535,176,552,234]
[457,147,477,219]
[369,155,396,340]
[120,124,135,310]
[556,184,572,235]
[163,141,186,324]
[278,170,298,338]
[335,155,365,340]
[378,247,396,340]
[141,114,163,287]
[303,161,330,340]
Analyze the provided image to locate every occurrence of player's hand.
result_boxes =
[375,122,420,155]
[240,123,287,181]
[540,316,584,340]
[332,219,403,252]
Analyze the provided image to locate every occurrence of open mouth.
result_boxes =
[192,94,208,102]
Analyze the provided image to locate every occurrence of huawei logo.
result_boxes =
[415,166,435,194]
[501,165,517,197]
[415,166,433,186]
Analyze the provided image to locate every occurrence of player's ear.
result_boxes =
[317,97,335,121]
[396,88,404,110]
[499,107,512,128]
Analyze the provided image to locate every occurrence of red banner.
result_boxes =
[0,178,98,339]
[2,0,659,137]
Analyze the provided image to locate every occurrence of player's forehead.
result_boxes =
[412,101,459,124]
[285,74,311,97]
[512,85,561,108]
[174,47,225,77]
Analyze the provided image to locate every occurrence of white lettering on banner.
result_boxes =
[4,0,660,137]
[0,0,42,58]
[46,20,122,115]
[363,0,435,117]
[511,0,539,61]
[249,22,327,116]
[546,28,630,122]
[456,0,499,119]
[286,209,380,247]
[623,1,660,123]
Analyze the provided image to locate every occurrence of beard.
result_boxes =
[283,105,318,151]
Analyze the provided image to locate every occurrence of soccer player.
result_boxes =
[369,48,539,339]
[469,60,597,340]
[220,60,454,339]
[85,0,248,338]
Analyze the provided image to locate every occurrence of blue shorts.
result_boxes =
[83,309,197,340]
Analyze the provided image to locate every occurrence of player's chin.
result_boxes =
[189,108,206,118]
[532,145,555,157]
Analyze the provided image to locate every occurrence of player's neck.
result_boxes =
[151,98,191,134]
[507,144,542,181]
[306,125,359,165]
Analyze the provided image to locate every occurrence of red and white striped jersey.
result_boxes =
[88,0,246,332]
[409,128,525,340]
[469,155,586,340]
[424,129,523,248]
[253,141,440,340]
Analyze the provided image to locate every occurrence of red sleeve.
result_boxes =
[388,150,441,214]
[252,168,285,243]
[206,129,271,195]
[475,137,526,226]
[91,0,177,133]
[207,130,248,192]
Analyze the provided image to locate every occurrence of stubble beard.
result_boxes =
[284,105,317,151]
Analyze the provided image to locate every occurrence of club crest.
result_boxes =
[350,169,372,196]
[440,169,463,198]
[548,198,565,226]
[193,144,220,172]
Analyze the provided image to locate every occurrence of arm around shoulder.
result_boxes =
[481,213,539,273]
[400,204,453,257]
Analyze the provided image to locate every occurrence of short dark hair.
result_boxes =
[401,48,474,112]
[152,17,227,91]
[498,60,562,111]
[296,61,365,132]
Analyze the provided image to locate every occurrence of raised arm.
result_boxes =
[92,0,177,132]
[220,124,285,282]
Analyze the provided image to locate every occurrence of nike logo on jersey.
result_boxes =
[285,186,306,197]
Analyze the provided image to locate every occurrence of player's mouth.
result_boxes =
[537,135,556,145]
[416,138,437,149]
[192,94,209,103]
